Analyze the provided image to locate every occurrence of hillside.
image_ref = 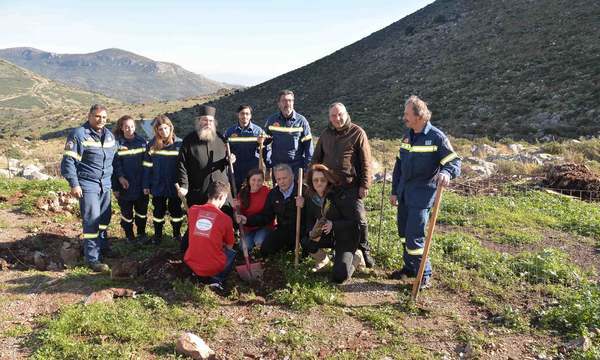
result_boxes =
[0,59,117,110]
[169,0,599,140]
[0,47,230,103]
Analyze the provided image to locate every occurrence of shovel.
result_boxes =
[226,143,264,281]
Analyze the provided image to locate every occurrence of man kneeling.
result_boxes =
[184,181,236,290]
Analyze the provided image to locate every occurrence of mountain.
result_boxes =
[0,47,229,103]
[0,59,118,110]
[168,0,599,140]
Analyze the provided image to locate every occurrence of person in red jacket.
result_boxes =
[235,168,274,251]
[184,181,236,290]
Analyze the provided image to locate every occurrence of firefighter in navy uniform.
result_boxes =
[223,104,268,191]
[390,96,461,288]
[112,115,149,244]
[143,115,184,245]
[264,89,313,177]
[60,104,116,273]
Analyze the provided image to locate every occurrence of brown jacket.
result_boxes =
[312,119,372,189]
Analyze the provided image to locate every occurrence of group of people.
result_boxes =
[60,90,461,289]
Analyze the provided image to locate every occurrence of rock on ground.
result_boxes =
[175,332,216,360]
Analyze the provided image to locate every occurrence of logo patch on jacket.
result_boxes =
[230,133,238,137]
[273,122,280,127]
[64,141,74,150]
[425,140,432,146]
[402,137,409,143]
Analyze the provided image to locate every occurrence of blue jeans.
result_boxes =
[397,203,432,280]
[243,228,271,252]
[210,247,237,285]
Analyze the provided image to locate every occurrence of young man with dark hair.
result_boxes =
[184,181,236,290]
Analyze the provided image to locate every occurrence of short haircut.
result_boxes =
[278,89,294,101]
[328,102,346,111]
[405,95,432,122]
[207,181,229,200]
[237,104,253,113]
[89,104,107,114]
[273,163,293,176]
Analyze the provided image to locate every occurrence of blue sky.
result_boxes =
[0,0,434,85]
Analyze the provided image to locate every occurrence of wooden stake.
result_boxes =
[294,168,304,267]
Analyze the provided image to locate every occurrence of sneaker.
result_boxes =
[310,249,330,272]
[207,282,224,294]
[173,235,182,243]
[362,249,375,268]
[352,250,366,270]
[389,268,414,280]
[89,262,110,273]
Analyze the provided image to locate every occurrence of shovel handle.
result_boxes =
[294,168,303,267]
[411,185,444,301]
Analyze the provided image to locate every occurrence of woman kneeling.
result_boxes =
[302,164,362,284]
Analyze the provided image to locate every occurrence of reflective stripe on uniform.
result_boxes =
[148,150,179,156]
[82,232,99,239]
[98,224,108,230]
[440,152,459,165]
[268,126,303,133]
[117,148,146,156]
[133,211,147,219]
[121,215,133,223]
[82,140,115,148]
[63,151,81,161]
[228,137,258,142]
[143,161,153,167]
[171,216,185,223]
[300,135,312,142]
[406,247,424,256]
[399,143,438,153]
[153,217,165,223]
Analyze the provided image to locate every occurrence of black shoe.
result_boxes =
[152,235,162,246]
[207,282,225,294]
[137,234,148,244]
[390,268,414,280]
[362,249,375,268]
[420,276,432,290]
[173,235,181,243]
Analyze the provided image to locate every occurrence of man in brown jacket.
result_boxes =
[312,102,374,267]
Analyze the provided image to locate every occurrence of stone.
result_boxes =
[33,251,48,270]
[175,332,216,359]
[60,241,80,266]
[0,258,9,271]
[564,336,591,353]
[470,143,497,158]
[83,288,136,305]
[508,143,524,154]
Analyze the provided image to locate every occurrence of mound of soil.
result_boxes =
[543,163,600,199]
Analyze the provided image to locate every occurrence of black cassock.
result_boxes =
[177,131,231,207]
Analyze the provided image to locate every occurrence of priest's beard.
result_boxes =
[196,124,216,142]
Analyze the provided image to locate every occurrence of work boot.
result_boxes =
[361,249,375,268]
[310,249,330,272]
[389,268,414,280]
[152,234,163,246]
[89,262,110,273]
[153,223,163,245]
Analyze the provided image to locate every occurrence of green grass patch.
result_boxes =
[352,305,402,332]
[172,279,219,308]
[270,254,340,311]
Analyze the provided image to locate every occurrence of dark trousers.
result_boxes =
[259,226,295,258]
[152,196,184,237]
[302,225,360,284]
[342,187,370,253]
[118,195,149,237]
